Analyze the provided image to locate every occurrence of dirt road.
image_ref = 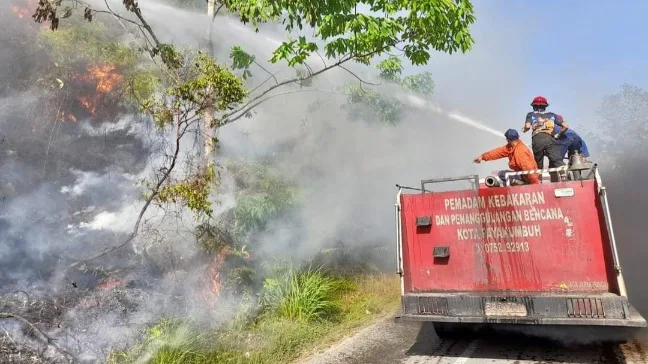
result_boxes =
[299,317,648,364]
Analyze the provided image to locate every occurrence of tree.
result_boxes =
[595,84,648,160]
[342,55,435,125]
[36,18,156,122]
[30,0,477,261]
[591,84,648,315]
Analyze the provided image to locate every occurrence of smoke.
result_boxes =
[2,0,646,361]
[0,1,526,360]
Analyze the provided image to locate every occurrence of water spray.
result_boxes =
[403,94,503,138]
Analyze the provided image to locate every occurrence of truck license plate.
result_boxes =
[484,302,528,317]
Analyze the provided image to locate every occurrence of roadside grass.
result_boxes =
[108,272,400,364]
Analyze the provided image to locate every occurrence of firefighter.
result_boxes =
[553,124,590,160]
[473,129,540,185]
[522,96,569,182]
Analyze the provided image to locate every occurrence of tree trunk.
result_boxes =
[204,0,216,162]
[203,101,214,161]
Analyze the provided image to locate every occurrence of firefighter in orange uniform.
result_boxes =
[473,129,540,185]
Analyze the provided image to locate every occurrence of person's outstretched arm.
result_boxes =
[474,145,508,163]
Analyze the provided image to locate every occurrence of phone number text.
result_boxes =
[474,241,530,254]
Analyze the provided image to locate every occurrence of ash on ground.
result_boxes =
[0,264,230,364]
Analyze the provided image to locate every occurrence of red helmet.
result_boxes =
[531,96,549,107]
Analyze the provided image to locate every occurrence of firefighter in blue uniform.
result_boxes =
[553,123,590,160]
[522,96,569,182]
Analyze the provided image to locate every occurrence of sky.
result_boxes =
[410,0,648,145]
[497,0,648,104]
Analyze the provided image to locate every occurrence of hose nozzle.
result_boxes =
[484,176,501,188]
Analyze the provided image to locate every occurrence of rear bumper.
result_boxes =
[398,292,647,327]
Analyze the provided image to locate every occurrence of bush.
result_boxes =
[38,19,138,68]
[260,265,348,323]
[108,318,212,364]
[226,159,301,240]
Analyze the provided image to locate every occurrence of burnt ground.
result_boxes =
[0,257,240,364]
[0,335,65,364]
[0,280,139,363]
[298,316,648,364]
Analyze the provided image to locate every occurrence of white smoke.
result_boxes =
[4,0,646,361]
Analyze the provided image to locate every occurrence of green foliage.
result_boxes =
[223,0,476,66]
[260,265,348,323]
[156,164,218,217]
[38,20,138,68]
[234,193,294,234]
[154,44,185,70]
[180,52,247,112]
[227,160,301,239]
[227,266,256,289]
[140,52,247,128]
[401,71,435,96]
[195,223,234,255]
[375,56,435,95]
[343,86,404,125]
[270,36,318,67]
[107,318,212,364]
[339,56,435,125]
[109,273,400,364]
[376,56,403,82]
[127,70,161,102]
[230,46,255,80]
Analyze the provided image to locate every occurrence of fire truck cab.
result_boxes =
[394,163,646,337]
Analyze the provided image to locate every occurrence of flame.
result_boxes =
[72,64,124,116]
[89,65,124,93]
[11,0,49,29]
[58,111,77,123]
[97,277,125,291]
[11,0,36,19]
[11,4,29,18]
[78,96,98,115]
[201,249,228,311]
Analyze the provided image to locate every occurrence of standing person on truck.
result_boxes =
[522,96,569,182]
[553,123,591,160]
[473,129,540,185]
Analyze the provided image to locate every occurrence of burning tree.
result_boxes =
[35,19,157,123]
[0,10,158,124]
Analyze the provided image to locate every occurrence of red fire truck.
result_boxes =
[394,161,646,337]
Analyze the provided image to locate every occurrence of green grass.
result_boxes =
[260,265,349,323]
[109,273,400,364]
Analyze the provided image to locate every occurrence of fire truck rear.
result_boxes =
[394,164,646,337]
